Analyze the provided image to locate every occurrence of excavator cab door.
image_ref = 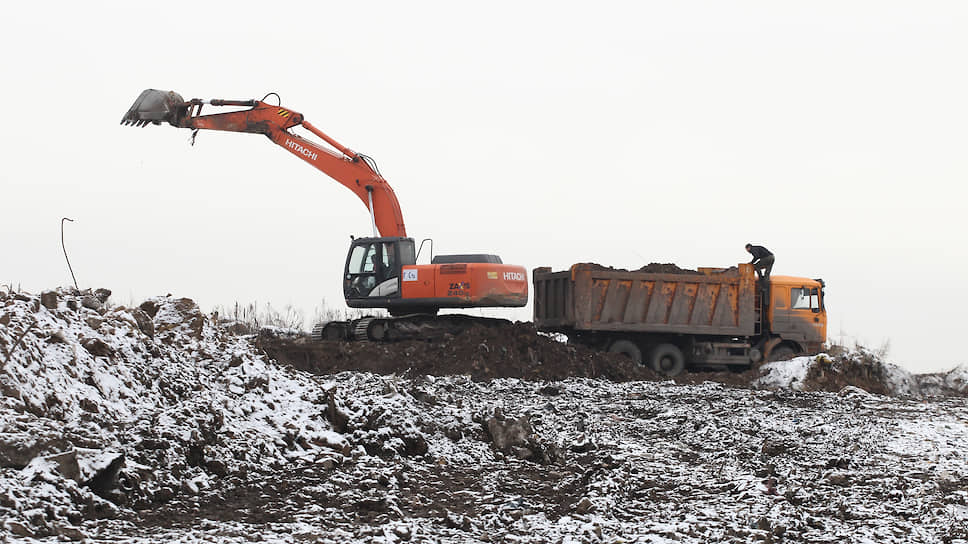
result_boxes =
[344,237,414,303]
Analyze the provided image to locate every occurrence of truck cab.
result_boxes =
[766,276,827,356]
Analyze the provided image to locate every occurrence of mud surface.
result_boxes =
[117,375,968,544]
[3,288,968,543]
[256,321,895,392]
[258,321,660,382]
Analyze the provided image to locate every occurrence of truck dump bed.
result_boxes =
[533,263,759,336]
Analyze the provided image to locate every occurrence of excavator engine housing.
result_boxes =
[344,237,528,314]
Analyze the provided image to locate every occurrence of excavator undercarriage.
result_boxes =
[312,314,512,343]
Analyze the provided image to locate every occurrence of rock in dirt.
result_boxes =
[4,519,34,537]
[82,295,103,312]
[131,308,154,338]
[0,426,72,469]
[575,497,595,514]
[94,288,112,303]
[41,291,58,310]
[82,337,114,358]
[486,408,560,463]
[487,408,534,452]
[138,300,159,318]
[36,450,82,482]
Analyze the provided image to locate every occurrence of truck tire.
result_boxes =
[608,340,643,365]
[650,343,685,376]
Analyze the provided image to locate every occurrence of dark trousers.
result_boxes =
[754,255,775,278]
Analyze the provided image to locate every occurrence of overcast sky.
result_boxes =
[2,2,965,373]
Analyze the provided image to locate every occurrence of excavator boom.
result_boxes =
[121,89,406,238]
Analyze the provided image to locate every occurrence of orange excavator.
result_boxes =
[121,89,527,340]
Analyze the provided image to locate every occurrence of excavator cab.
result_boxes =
[344,237,414,302]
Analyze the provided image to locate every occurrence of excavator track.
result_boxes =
[313,321,352,341]
[312,314,511,343]
[310,322,325,342]
[353,318,375,342]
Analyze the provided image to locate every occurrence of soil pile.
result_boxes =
[576,262,701,274]
[257,319,968,398]
[0,288,353,539]
[257,321,659,383]
[636,262,701,274]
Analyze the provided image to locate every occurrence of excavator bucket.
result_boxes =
[120,89,186,127]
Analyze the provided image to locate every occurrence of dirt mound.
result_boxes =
[578,262,700,274]
[636,262,700,274]
[257,321,659,382]
[801,352,894,395]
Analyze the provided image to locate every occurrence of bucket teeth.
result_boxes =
[120,89,185,126]
[120,118,155,127]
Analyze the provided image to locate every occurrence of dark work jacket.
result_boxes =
[748,245,773,262]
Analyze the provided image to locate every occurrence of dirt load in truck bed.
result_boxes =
[578,262,702,274]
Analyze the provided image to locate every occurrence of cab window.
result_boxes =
[348,244,379,275]
[398,239,416,266]
[346,243,381,297]
[364,245,379,273]
[791,287,820,312]
[348,245,366,274]
[381,242,395,273]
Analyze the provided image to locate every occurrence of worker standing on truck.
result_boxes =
[745,243,774,279]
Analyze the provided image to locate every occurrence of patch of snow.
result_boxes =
[753,355,814,390]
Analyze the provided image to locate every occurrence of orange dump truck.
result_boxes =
[532,263,827,375]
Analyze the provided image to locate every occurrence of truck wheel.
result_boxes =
[608,340,643,365]
[650,344,685,376]
[748,348,763,363]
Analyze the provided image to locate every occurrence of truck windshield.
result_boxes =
[791,287,820,312]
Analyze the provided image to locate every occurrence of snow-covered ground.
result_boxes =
[1,287,967,543]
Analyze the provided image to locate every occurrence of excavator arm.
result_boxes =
[121,89,407,238]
